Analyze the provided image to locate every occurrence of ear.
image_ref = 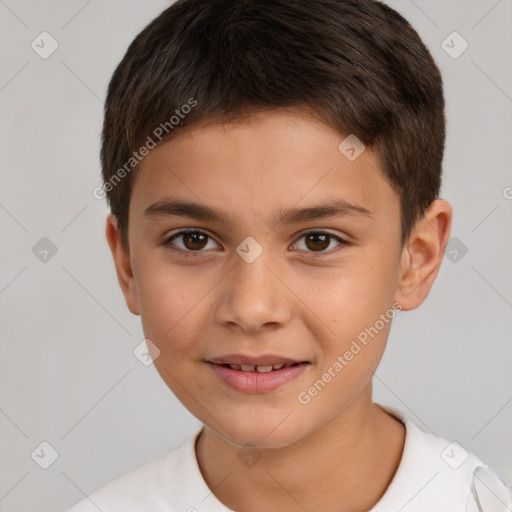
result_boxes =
[394,199,453,311]
[105,214,140,315]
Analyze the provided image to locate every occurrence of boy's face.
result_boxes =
[112,110,409,447]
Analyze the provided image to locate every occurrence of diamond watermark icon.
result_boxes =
[31,31,59,59]
[444,237,468,263]
[32,237,58,263]
[441,31,469,59]
[338,134,366,161]
[441,441,469,469]
[133,338,161,366]
[31,441,59,469]
[236,236,263,263]
[237,443,262,468]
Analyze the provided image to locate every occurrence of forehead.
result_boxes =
[131,110,399,231]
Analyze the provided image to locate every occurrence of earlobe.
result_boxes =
[105,214,140,315]
[394,199,452,311]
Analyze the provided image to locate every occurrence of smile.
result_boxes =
[206,359,310,393]
[219,362,304,373]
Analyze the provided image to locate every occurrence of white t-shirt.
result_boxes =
[64,405,512,512]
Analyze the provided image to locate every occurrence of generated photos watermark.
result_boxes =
[298,302,403,405]
[93,97,198,200]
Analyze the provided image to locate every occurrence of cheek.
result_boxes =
[309,267,395,333]
[299,319,392,418]
[133,259,208,349]
[306,264,397,380]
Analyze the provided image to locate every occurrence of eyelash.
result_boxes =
[162,228,349,258]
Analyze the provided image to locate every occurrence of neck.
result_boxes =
[195,389,405,512]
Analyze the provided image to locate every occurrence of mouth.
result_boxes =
[206,355,311,393]
[206,354,310,372]
[214,362,307,373]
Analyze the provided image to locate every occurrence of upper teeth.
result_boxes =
[230,363,287,372]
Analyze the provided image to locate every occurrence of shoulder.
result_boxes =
[373,405,512,512]
[63,428,205,512]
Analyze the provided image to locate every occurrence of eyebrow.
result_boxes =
[143,198,373,228]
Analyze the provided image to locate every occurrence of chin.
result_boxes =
[210,412,308,450]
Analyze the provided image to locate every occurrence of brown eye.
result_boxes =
[304,233,330,252]
[164,229,219,254]
[181,231,208,250]
[293,231,347,254]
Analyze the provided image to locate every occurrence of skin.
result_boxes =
[106,109,452,511]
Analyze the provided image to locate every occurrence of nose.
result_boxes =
[214,249,292,333]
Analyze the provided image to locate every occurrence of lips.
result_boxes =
[207,355,309,374]
[219,362,302,373]
[207,356,310,393]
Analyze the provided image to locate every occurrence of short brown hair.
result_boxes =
[101,0,445,250]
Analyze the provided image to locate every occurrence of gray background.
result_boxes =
[0,1,511,511]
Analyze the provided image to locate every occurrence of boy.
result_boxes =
[66,0,512,510]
